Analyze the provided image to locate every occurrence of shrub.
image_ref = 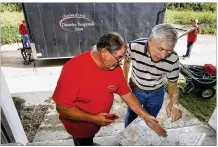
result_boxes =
[1,11,24,44]
[0,3,22,12]
[167,3,216,12]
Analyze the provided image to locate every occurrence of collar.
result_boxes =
[144,41,151,57]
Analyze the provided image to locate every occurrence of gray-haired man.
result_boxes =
[123,24,182,127]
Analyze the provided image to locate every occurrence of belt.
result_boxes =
[129,78,164,92]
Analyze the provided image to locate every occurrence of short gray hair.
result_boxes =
[150,23,178,49]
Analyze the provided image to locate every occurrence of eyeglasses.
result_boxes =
[110,52,125,63]
[108,38,127,64]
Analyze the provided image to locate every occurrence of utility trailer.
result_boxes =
[22,3,166,60]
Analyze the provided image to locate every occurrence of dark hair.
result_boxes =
[96,32,126,53]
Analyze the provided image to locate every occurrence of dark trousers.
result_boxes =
[185,42,194,57]
[73,136,94,146]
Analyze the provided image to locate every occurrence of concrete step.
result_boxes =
[28,124,216,146]
[28,139,75,146]
[94,135,120,146]
[29,135,119,146]
[33,104,72,142]
[32,94,215,146]
[11,91,53,106]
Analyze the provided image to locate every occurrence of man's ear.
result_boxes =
[148,37,152,45]
[100,48,107,53]
[99,48,108,58]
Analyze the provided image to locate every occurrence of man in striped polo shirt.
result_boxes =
[123,24,182,127]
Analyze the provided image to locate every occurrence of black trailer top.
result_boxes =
[23,3,166,59]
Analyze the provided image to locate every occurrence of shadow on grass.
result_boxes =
[177,80,216,122]
[166,80,216,122]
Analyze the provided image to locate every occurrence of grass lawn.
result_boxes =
[178,80,216,122]
[165,9,217,34]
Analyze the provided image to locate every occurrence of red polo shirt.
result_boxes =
[19,24,28,35]
[52,50,130,138]
[187,26,200,42]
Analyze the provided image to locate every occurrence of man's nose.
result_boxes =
[160,50,168,58]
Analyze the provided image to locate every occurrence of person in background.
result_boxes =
[182,18,200,58]
[19,20,31,49]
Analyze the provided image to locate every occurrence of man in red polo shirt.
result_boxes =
[183,18,200,58]
[52,32,167,146]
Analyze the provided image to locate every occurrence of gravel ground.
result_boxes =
[20,104,49,142]
[13,96,52,143]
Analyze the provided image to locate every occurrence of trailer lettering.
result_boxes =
[62,23,77,27]
[78,22,95,28]
[59,13,95,32]
[75,27,84,31]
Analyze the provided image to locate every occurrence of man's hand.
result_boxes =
[166,101,182,122]
[122,92,167,137]
[93,113,115,126]
[144,115,167,137]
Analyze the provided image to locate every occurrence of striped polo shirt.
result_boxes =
[125,38,180,91]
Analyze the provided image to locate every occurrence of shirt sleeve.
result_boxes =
[116,67,131,96]
[197,26,200,33]
[124,43,132,61]
[52,63,79,107]
[19,24,22,34]
[167,58,180,83]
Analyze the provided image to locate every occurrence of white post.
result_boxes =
[30,43,39,59]
[208,107,217,131]
[0,68,28,145]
